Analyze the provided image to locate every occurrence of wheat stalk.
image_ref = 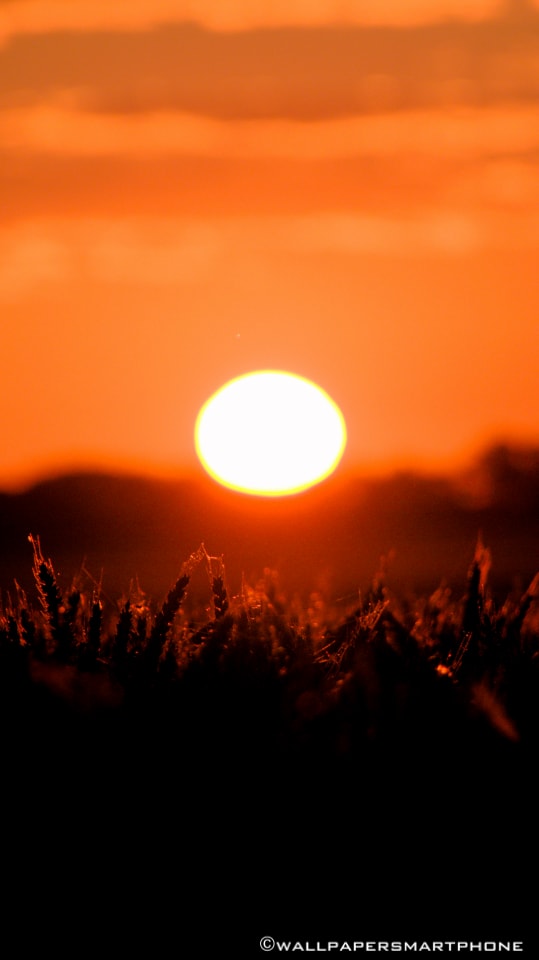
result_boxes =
[28,533,72,657]
[144,544,206,671]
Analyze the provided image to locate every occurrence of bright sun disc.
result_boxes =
[195,370,347,496]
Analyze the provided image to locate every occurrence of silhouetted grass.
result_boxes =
[1,534,537,957]
[0,535,537,772]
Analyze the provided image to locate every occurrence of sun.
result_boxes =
[194,370,347,496]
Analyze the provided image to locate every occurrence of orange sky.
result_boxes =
[1,0,539,490]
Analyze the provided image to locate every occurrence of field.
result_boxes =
[1,523,537,955]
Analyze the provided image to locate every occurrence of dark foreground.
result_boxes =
[1,537,537,956]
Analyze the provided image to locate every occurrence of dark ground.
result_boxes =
[0,443,538,956]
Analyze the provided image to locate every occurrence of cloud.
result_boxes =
[0,220,222,298]
[3,103,539,160]
[1,209,537,303]
[2,17,539,120]
[0,0,503,44]
[0,224,72,297]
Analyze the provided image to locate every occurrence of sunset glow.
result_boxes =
[195,372,347,495]
[1,1,539,490]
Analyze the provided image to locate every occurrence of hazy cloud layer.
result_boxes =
[2,210,538,303]
[3,147,538,228]
[3,104,539,160]
[0,0,508,42]
[2,16,539,118]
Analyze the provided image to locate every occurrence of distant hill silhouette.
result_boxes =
[1,443,538,607]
